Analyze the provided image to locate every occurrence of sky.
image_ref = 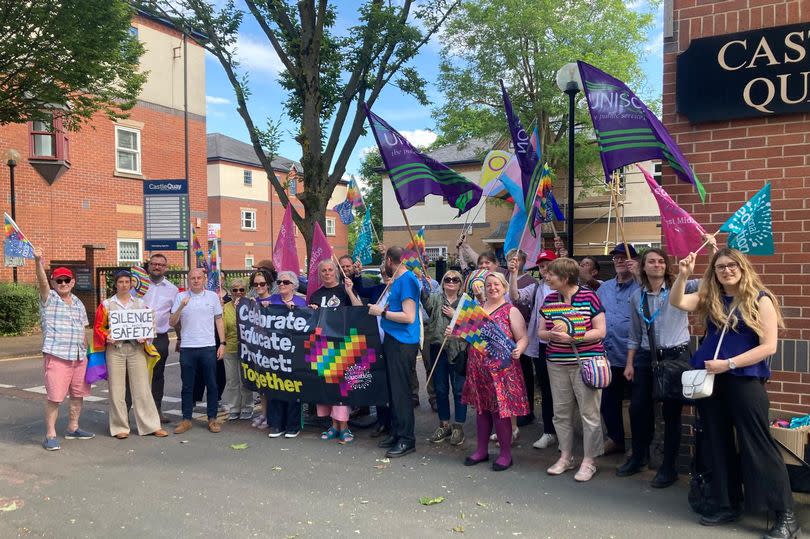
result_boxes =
[203,1,664,179]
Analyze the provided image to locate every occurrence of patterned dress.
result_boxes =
[461,302,529,418]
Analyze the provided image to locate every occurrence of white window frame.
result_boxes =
[325,217,336,236]
[425,246,448,261]
[115,125,141,174]
[243,169,253,186]
[117,239,143,265]
[244,255,254,269]
[241,208,257,231]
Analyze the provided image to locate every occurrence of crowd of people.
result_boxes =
[32,237,800,538]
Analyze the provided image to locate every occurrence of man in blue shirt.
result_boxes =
[596,244,640,456]
[369,246,420,458]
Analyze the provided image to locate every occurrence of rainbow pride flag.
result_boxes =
[347,177,364,209]
[449,294,515,368]
[85,304,108,384]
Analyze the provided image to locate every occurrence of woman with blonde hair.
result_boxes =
[671,248,798,537]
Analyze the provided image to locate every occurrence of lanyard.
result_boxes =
[639,288,668,326]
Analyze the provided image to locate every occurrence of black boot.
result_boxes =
[764,511,801,539]
[616,456,648,477]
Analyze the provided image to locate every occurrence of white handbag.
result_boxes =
[681,315,730,400]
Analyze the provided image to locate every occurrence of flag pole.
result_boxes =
[603,181,614,255]
[401,208,429,278]
[425,335,450,387]
[610,170,632,259]
[695,231,719,254]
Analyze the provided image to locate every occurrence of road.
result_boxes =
[0,349,803,538]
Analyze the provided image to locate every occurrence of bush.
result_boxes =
[0,283,40,336]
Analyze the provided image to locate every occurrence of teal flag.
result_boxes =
[720,183,773,255]
[353,208,373,264]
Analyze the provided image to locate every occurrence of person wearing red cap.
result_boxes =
[34,248,94,451]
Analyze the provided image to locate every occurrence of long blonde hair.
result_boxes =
[696,248,784,337]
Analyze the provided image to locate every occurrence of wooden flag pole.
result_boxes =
[695,231,719,254]
[610,171,632,259]
[604,181,614,255]
[424,335,450,387]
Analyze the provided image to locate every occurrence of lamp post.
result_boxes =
[555,63,582,258]
[5,149,20,283]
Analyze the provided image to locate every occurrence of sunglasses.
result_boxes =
[231,288,245,293]
[276,280,294,286]
[252,282,268,287]
[54,277,72,284]
[443,277,461,283]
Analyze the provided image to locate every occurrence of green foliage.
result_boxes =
[434,0,655,191]
[0,0,146,130]
[0,284,40,336]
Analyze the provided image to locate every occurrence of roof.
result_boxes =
[424,136,500,166]
[135,8,208,41]
[206,133,301,172]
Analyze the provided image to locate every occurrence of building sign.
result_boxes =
[74,267,92,292]
[677,23,810,123]
[143,179,190,251]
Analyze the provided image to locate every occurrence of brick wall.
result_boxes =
[0,104,207,280]
[664,0,810,415]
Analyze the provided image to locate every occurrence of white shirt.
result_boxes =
[171,289,222,348]
[139,277,179,333]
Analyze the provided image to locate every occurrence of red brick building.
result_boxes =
[664,0,809,414]
[207,133,349,271]
[0,11,207,281]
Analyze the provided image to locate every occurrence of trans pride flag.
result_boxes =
[448,294,515,368]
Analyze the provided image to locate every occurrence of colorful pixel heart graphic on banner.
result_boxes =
[304,327,377,397]
[540,302,587,339]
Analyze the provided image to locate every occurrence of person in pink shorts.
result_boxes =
[35,248,95,451]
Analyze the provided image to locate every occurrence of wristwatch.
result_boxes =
[220,341,226,346]
[381,306,388,318]
[728,359,737,370]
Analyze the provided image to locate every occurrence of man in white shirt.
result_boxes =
[170,268,225,434]
[139,253,178,421]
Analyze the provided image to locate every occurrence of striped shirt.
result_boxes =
[41,290,89,361]
[541,287,605,365]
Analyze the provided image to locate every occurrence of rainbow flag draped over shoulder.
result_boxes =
[86,303,109,384]
[448,294,515,368]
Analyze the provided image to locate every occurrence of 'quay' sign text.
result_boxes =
[677,23,810,123]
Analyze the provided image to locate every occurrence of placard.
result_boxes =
[108,309,155,341]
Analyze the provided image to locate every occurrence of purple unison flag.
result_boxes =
[499,80,538,197]
[577,61,706,202]
[364,104,482,216]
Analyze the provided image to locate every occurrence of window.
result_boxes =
[129,26,138,38]
[425,246,448,261]
[117,239,143,265]
[653,162,663,185]
[115,125,141,174]
[29,115,69,161]
[243,169,252,186]
[245,256,254,269]
[325,217,336,236]
[288,175,298,196]
[241,209,257,230]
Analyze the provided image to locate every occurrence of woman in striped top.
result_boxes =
[539,258,607,482]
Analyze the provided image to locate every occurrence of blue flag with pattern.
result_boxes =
[333,199,355,225]
[720,183,773,255]
[353,208,373,264]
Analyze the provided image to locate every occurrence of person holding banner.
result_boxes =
[457,272,528,471]
[422,270,467,446]
[539,258,606,482]
[249,269,278,430]
[98,270,167,439]
[266,271,306,438]
[34,248,95,451]
[671,250,798,536]
[369,246,421,458]
[222,279,254,421]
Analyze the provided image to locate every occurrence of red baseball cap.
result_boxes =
[535,249,557,264]
[51,267,74,279]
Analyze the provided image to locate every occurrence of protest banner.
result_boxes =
[108,309,155,341]
[237,301,388,405]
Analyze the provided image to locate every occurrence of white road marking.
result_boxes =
[162,396,181,403]
[166,362,179,367]
[0,383,15,388]
[84,395,106,402]
[23,385,47,394]
[164,409,182,416]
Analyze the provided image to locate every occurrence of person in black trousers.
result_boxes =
[671,248,798,538]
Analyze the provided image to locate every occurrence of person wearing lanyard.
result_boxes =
[139,253,178,421]
[619,248,699,487]
[597,244,640,457]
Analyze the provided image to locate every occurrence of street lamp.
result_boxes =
[5,149,20,283]
[555,63,582,258]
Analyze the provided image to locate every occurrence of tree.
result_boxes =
[0,0,146,130]
[147,0,460,254]
[433,0,655,190]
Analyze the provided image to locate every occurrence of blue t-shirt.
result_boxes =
[381,271,421,344]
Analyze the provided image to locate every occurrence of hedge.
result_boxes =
[0,283,40,336]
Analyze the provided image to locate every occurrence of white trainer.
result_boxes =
[533,433,558,449]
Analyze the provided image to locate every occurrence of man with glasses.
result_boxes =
[597,244,640,457]
[35,248,94,451]
[139,253,178,421]
[170,267,225,434]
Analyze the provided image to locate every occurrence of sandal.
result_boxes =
[321,426,339,440]
[338,429,354,444]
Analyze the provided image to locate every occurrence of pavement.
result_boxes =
[0,343,806,538]
[0,332,50,360]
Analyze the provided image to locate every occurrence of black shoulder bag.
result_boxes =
[643,294,690,402]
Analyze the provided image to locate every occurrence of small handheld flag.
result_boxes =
[720,184,773,255]
[449,294,516,368]
[4,213,34,260]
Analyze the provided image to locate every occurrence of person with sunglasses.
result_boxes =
[422,270,467,446]
[248,270,276,430]
[222,279,254,421]
[265,271,307,438]
[34,248,95,451]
